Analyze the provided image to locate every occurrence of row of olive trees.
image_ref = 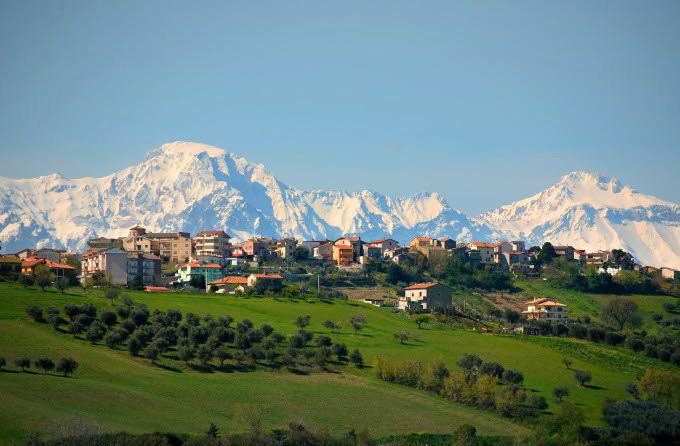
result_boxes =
[374,353,546,419]
[0,356,78,376]
[25,301,365,372]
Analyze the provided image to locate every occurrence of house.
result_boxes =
[313,242,333,260]
[335,236,363,261]
[384,246,410,263]
[0,256,23,274]
[242,239,268,258]
[22,257,76,279]
[410,237,434,248]
[225,257,247,267]
[299,240,327,255]
[574,249,587,265]
[641,266,661,278]
[176,262,223,285]
[554,246,578,262]
[495,251,529,267]
[467,242,495,264]
[121,226,159,256]
[362,297,386,307]
[15,248,64,263]
[522,298,568,321]
[194,230,231,258]
[208,276,248,293]
[399,282,453,312]
[247,273,283,290]
[127,253,162,285]
[144,286,171,292]
[81,248,129,285]
[332,244,354,265]
[145,231,192,264]
[437,238,456,250]
[586,251,611,267]
[368,238,400,252]
[661,267,680,281]
[87,237,123,251]
[361,245,383,263]
[276,238,297,259]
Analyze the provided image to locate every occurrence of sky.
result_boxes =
[1,0,679,215]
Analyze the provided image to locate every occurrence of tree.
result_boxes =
[349,349,363,367]
[56,357,78,377]
[197,345,213,366]
[602,298,642,331]
[85,324,105,344]
[99,310,117,327]
[503,369,524,385]
[80,276,94,293]
[34,358,55,374]
[34,264,55,291]
[54,277,70,294]
[479,361,505,380]
[67,321,84,337]
[18,274,34,288]
[15,358,30,372]
[214,346,232,366]
[553,386,570,402]
[456,353,482,372]
[235,333,252,352]
[25,304,44,322]
[562,358,573,370]
[63,303,81,321]
[394,331,410,344]
[127,338,142,356]
[604,399,680,442]
[349,314,366,334]
[322,320,340,332]
[332,343,348,360]
[294,315,311,329]
[104,287,121,305]
[528,394,548,411]
[573,370,592,387]
[144,346,160,364]
[537,242,558,265]
[626,382,639,399]
[315,335,332,347]
[414,315,429,329]
[206,423,220,438]
[178,346,195,365]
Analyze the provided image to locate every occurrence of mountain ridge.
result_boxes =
[1,141,679,269]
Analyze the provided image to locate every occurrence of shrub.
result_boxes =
[644,344,658,358]
[479,361,504,379]
[588,327,606,342]
[604,399,680,442]
[625,335,645,352]
[528,394,548,411]
[17,275,34,288]
[503,369,524,385]
[651,313,663,322]
[456,353,482,372]
[349,349,363,367]
[568,324,587,339]
[552,324,569,337]
[56,357,78,376]
[25,304,43,322]
[605,331,625,346]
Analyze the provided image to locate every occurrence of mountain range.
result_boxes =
[1,141,679,269]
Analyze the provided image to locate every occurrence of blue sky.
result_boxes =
[1,0,679,214]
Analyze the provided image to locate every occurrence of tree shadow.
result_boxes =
[155,363,182,373]
[0,369,20,374]
[287,367,310,376]
[586,385,607,390]
[189,363,214,373]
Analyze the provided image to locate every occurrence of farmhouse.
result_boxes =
[399,282,453,312]
[522,298,568,321]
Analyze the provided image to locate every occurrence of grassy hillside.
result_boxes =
[0,282,676,444]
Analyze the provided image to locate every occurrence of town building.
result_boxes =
[399,282,453,312]
[313,242,333,260]
[368,238,400,252]
[362,297,386,307]
[176,262,223,286]
[0,256,22,275]
[522,298,568,321]
[208,276,249,293]
[87,237,123,251]
[15,248,65,263]
[332,244,354,265]
[661,267,680,281]
[194,230,231,258]
[21,258,76,279]
[467,242,495,264]
[145,231,192,264]
[81,248,129,285]
[335,236,363,261]
[246,273,283,290]
[242,239,269,258]
[127,252,162,285]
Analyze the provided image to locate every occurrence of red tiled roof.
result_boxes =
[413,237,432,242]
[251,273,283,279]
[404,282,440,290]
[209,276,248,285]
[334,245,354,250]
[22,258,75,270]
[470,242,493,247]
[179,262,222,269]
[144,286,170,292]
[524,298,567,307]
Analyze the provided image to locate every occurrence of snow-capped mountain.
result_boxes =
[0,142,492,254]
[478,172,680,269]
[1,142,678,269]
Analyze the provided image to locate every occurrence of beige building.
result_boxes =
[399,282,453,312]
[81,248,129,285]
[145,232,192,264]
[335,236,362,261]
[661,267,680,280]
[122,225,158,255]
[313,242,333,260]
[194,230,231,257]
[467,242,495,264]
[522,298,568,321]
[368,238,400,252]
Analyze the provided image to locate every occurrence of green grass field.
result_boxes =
[0,282,677,444]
